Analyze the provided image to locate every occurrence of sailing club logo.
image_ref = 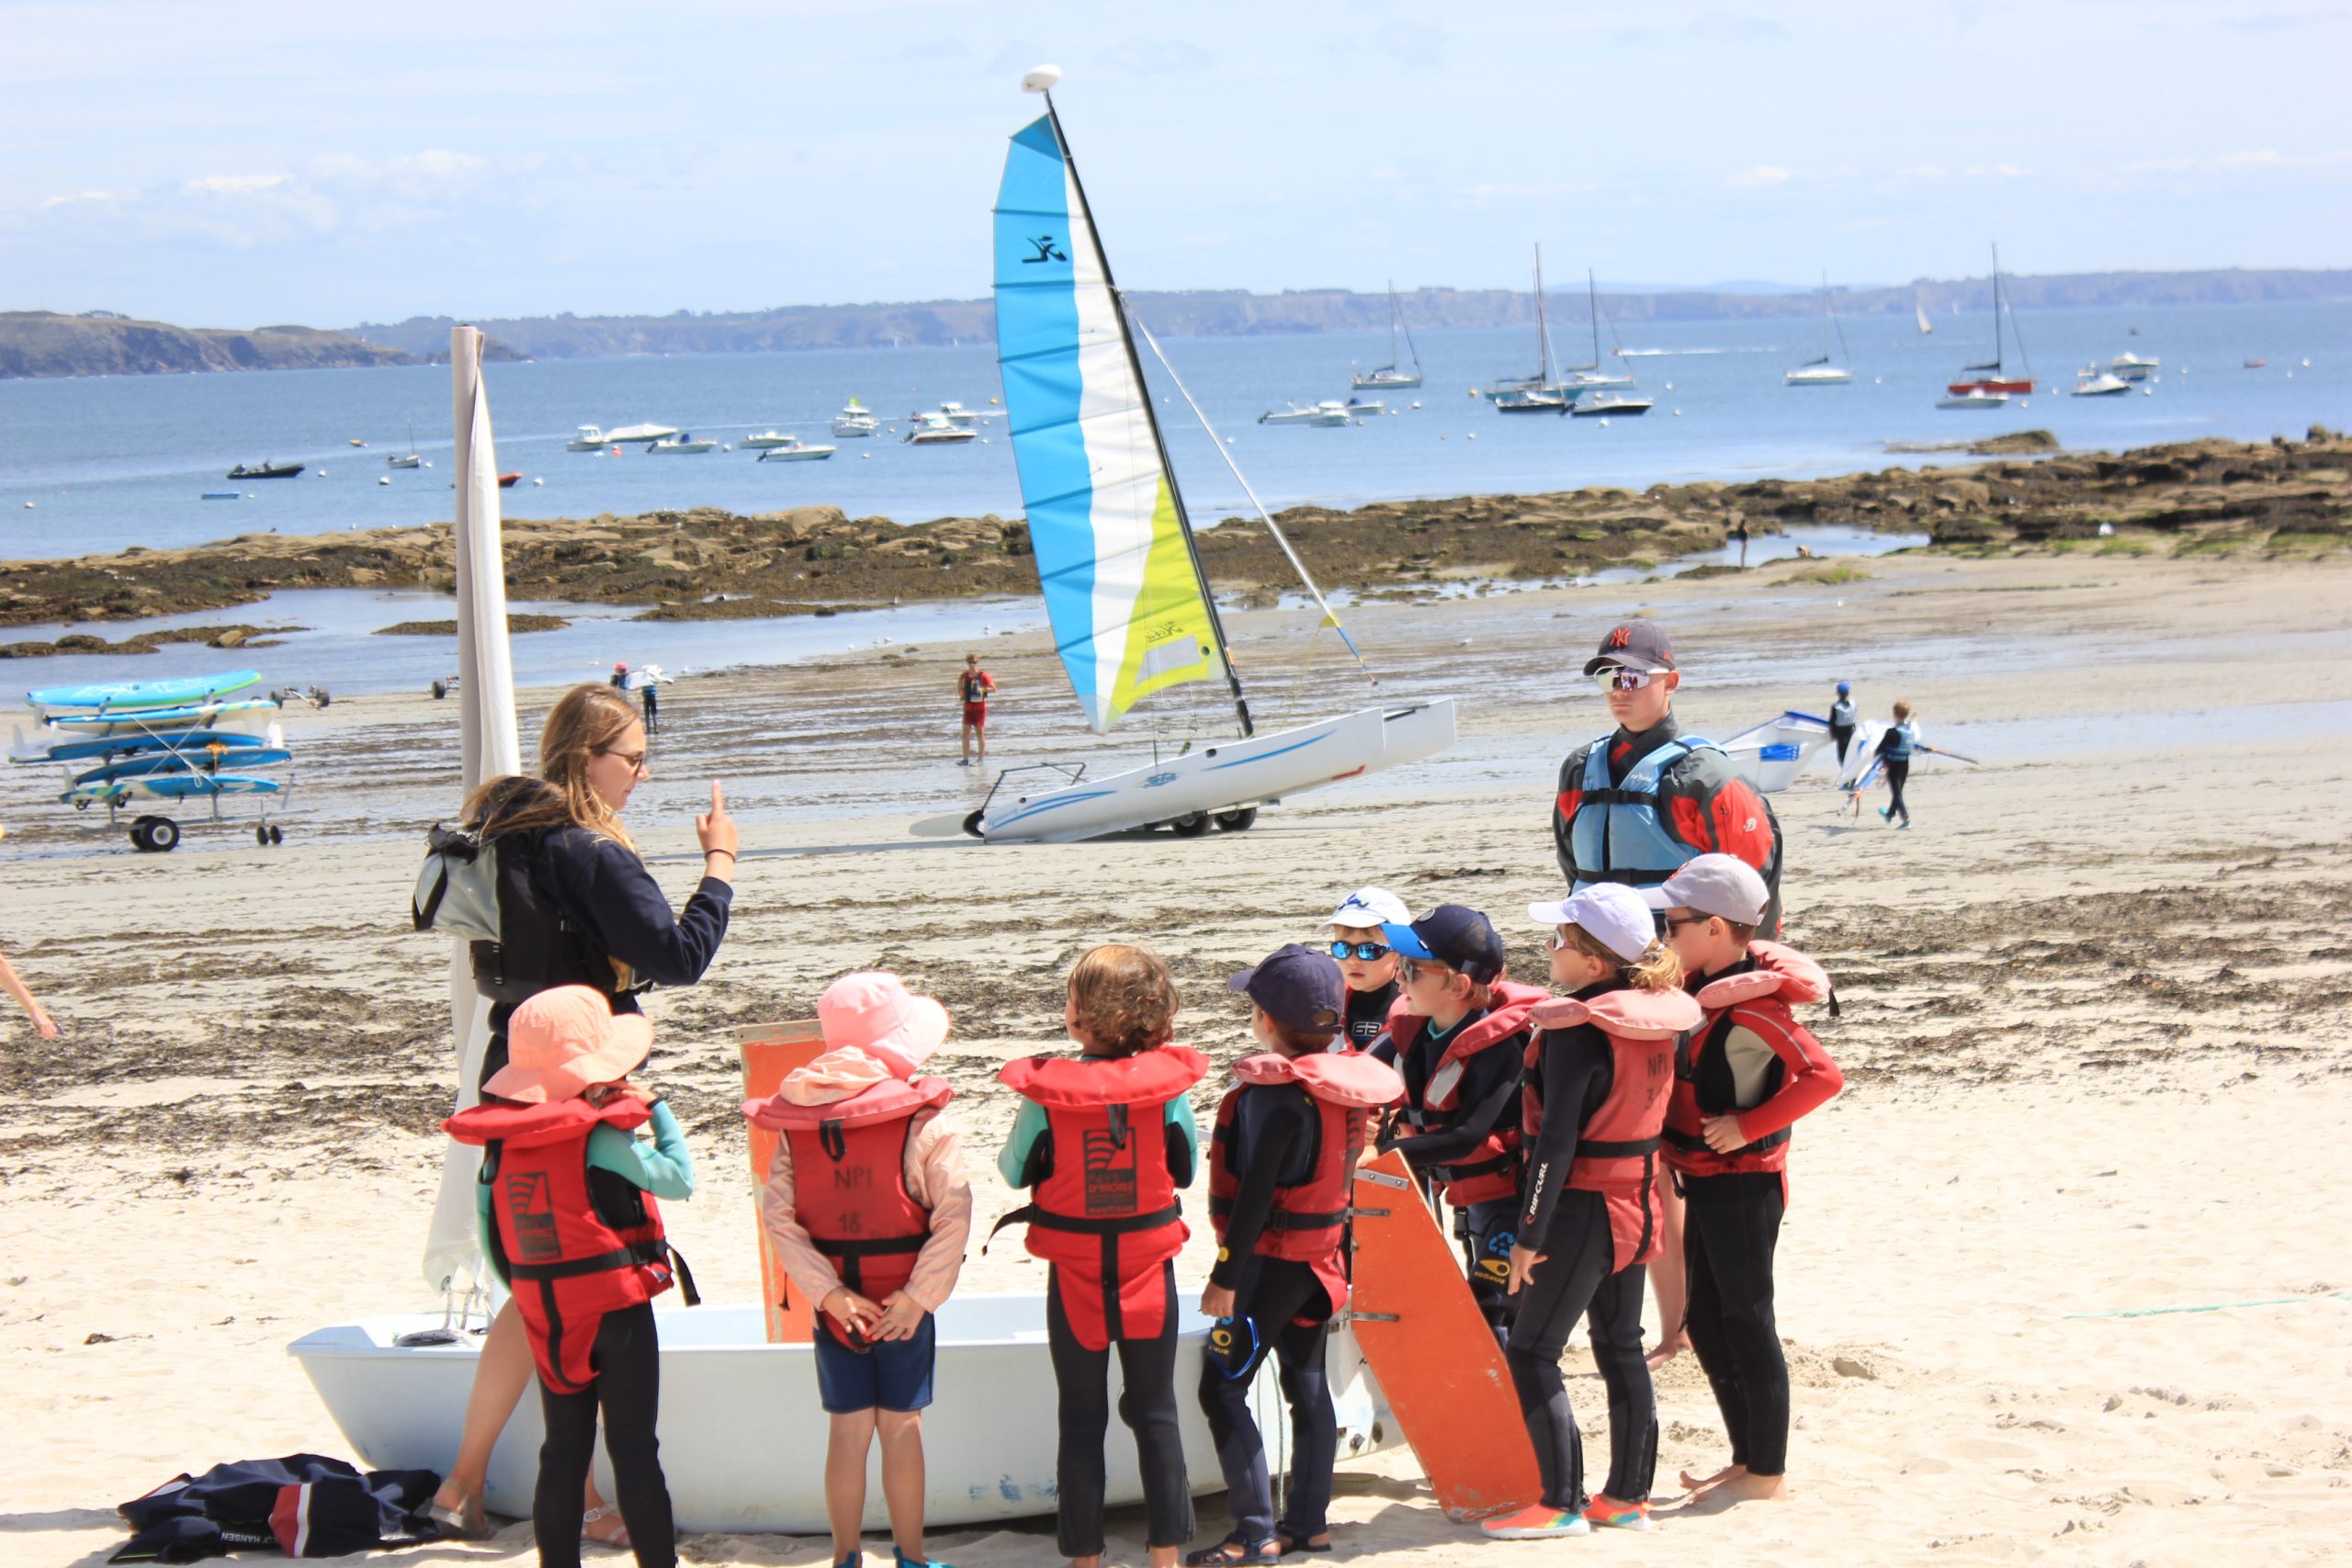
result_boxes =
[1144,773,1178,788]
[506,1171,561,1261]
[1081,1127,1137,1213]
[1023,234,1068,264]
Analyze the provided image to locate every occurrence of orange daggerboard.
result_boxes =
[738,1019,827,1344]
[1346,1148,1541,1520]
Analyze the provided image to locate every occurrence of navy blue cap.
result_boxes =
[1228,942,1345,1032]
[1380,905,1507,987]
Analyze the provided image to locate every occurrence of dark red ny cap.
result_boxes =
[1583,620,1677,675]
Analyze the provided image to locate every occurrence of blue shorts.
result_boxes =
[813,1312,937,1414]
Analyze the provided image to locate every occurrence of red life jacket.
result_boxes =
[996,1045,1209,1348]
[1666,942,1834,1180]
[1207,1051,1405,1312]
[1522,986,1703,1269]
[1384,981,1546,1205]
[444,1096,685,1393]
[744,1076,954,1340]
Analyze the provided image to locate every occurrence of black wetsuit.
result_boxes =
[1874,726,1912,825]
[1828,698,1857,765]
[1343,979,1398,1051]
[1503,982,1659,1512]
[1378,1009,1526,1336]
[1199,1084,1336,1551]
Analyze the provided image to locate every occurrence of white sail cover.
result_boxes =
[993,113,1220,732]
[421,325,522,1292]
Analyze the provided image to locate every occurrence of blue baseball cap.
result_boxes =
[1228,942,1345,1032]
[1381,905,1507,987]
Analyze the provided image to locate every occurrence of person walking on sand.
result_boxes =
[1827,682,1857,768]
[1553,620,1784,1367]
[1873,699,1919,829]
[639,670,659,736]
[957,653,998,767]
[426,682,738,1547]
[749,972,971,1568]
[1,936,59,1038]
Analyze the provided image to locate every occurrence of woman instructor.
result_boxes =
[428,682,740,1548]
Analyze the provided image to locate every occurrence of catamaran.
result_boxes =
[1487,246,1576,412]
[1949,243,2034,396]
[1351,281,1423,389]
[956,67,1454,844]
[1784,273,1855,386]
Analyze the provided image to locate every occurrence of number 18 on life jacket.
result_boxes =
[444,1097,695,1394]
[1207,1050,1404,1313]
[994,1047,1210,1350]
[742,1076,955,1347]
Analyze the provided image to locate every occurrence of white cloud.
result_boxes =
[40,189,133,209]
[1728,165,1792,188]
[185,172,292,196]
[2119,147,2352,175]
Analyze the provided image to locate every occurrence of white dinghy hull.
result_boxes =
[291,1295,1388,1535]
[971,699,1454,843]
[1720,709,1838,793]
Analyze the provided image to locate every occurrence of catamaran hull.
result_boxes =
[288,1297,1389,1535]
[973,700,1455,844]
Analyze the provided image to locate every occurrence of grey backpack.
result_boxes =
[412,823,502,942]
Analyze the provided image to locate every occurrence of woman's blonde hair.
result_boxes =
[1561,922,1685,993]
[462,682,644,852]
[1068,944,1180,1058]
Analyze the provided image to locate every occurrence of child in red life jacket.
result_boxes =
[1479,886,1702,1540]
[995,945,1207,1568]
[442,986,695,1568]
[1190,945,1404,1564]
[1649,854,1843,1509]
[1324,886,1408,1051]
[745,974,972,1568]
[1368,904,1545,1338]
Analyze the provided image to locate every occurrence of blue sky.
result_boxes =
[4,0,2346,326]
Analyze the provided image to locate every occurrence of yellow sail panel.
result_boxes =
[1105,475,1218,724]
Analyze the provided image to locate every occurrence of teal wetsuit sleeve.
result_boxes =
[998,1099,1050,1188]
[475,1168,508,1287]
[586,1100,695,1201]
[1165,1093,1201,1185]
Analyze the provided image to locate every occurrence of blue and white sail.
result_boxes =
[993,114,1222,732]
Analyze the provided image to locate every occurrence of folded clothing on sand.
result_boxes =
[113,1453,439,1562]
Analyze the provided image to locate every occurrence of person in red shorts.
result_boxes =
[957,653,998,768]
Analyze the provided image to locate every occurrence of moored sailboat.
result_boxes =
[1948,243,2034,396]
[1351,281,1424,389]
[1785,273,1855,386]
[1487,247,1576,412]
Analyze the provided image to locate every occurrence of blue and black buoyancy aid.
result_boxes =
[1568,735,1718,892]
[1882,721,1917,761]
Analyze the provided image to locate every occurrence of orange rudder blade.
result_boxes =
[738,1019,827,1345]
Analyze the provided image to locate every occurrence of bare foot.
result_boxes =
[1679,1461,1745,1493]
[1679,1472,1790,1512]
[1645,1334,1689,1371]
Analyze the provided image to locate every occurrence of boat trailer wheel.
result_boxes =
[270,824,284,846]
[1170,811,1212,838]
[133,816,182,852]
[1213,807,1259,832]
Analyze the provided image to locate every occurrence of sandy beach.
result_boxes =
[6,544,2350,1567]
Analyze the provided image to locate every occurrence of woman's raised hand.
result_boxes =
[697,780,740,863]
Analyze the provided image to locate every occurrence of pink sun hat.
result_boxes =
[483,985,654,1103]
[818,971,950,1079]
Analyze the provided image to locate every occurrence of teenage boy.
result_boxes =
[1648,855,1843,1508]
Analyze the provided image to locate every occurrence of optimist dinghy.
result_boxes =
[961,75,1453,844]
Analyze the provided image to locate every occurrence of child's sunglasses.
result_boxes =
[1329,940,1393,961]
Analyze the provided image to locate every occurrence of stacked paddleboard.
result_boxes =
[13,671,296,845]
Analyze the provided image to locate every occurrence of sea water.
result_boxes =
[3,299,2344,562]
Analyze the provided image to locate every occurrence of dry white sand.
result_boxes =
[6,549,2349,1567]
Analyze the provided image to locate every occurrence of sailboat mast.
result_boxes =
[1990,243,2005,372]
[1588,269,1601,371]
[1533,246,1553,381]
[1041,93,1252,738]
[1386,278,1399,366]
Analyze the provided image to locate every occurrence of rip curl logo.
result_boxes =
[1022,234,1068,264]
[1081,1127,1137,1213]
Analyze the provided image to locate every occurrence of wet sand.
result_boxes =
[6,547,2350,1567]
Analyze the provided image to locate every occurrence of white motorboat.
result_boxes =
[2106,352,2159,380]
[740,430,799,449]
[831,399,879,436]
[904,414,978,444]
[566,426,616,451]
[571,423,679,449]
[1342,398,1385,419]
[2073,371,2132,397]
[1937,389,2010,410]
[290,1295,1390,1534]
[1571,392,1655,417]
[1260,400,1354,426]
[647,432,718,454]
[754,435,838,461]
[1785,273,1855,386]
[1351,282,1424,389]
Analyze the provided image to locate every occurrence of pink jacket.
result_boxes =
[758,1046,972,1313]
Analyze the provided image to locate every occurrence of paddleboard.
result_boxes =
[65,773,287,805]
[1835,718,1884,791]
[20,727,277,764]
[73,747,293,787]
[737,1021,827,1344]
[1346,1148,1541,1520]
[29,670,260,713]
[43,698,281,734]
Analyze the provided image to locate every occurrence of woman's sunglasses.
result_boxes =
[1329,941,1394,962]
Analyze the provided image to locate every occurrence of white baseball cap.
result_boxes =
[1327,886,1410,930]
[1529,885,1657,964]
[1641,854,1770,925]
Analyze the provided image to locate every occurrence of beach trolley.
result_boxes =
[289,1020,1396,1533]
[12,670,300,852]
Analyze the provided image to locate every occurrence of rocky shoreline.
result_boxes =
[3,430,2343,631]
